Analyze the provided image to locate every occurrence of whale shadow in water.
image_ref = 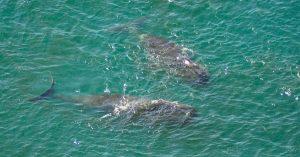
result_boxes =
[30,79,198,126]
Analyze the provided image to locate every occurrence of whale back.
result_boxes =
[140,34,209,84]
[76,94,197,124]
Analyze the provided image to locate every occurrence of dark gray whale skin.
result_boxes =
[68,94,196,124]
[30,80,196,124]
[140,34,209,84]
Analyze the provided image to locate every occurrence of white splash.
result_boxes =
[284,88,292,96]
[281,87,292,97]
[104,87,110,93]
[73,139,80,145]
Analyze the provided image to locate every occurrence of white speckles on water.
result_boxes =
[281,87,292,97]
[109,43,116,52]
[88,123,94,130]
[224,66,229,75]
[104,84,110,93]
[135,74,139,80]
[284,89,292,97]
[285,90,292,96]
[72,139,81,145]
[171,32,178,38]
[123,83,127,93]
[100,113,112,120]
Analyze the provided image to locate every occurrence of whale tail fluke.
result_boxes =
[29,77,55,102]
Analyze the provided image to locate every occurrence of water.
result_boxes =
[1,0,299,156]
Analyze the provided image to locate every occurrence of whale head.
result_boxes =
[172,59,209,85]
[195,70,210,85]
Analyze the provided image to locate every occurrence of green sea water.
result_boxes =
[0,0,299,156]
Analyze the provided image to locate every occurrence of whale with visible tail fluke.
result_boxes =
[30,78,197,125]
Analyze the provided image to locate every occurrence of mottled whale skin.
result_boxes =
[140,34,209,84]
[30,80,196,124]
[70,94,196,124]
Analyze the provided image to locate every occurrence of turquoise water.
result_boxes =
[1,0,299,156]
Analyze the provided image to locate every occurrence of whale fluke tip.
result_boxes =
[29,76,55,102]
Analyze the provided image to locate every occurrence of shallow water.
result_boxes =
[0,0,299,156]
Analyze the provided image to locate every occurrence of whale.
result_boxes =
[140,34,209,85]
[108,18,209,85]
[30,79,197,125]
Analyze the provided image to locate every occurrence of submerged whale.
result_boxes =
[108,19,209,85]
[140,34,209,85]
[30,79,196,125]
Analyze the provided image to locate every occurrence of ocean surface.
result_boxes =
[0,0,299,156]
